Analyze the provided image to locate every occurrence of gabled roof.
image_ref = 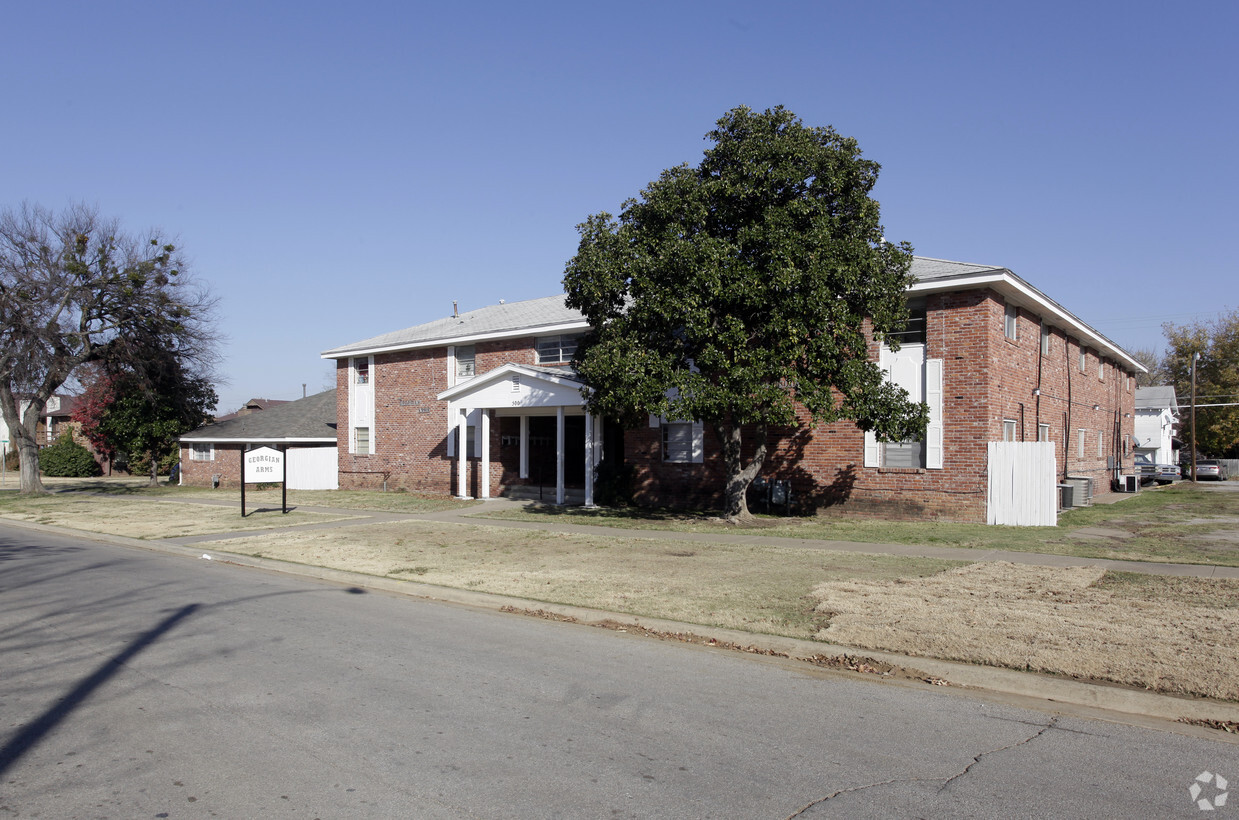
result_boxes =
[180,389,337,443]
[1135,385,1179,411]
[322,295,586,359]
[321,256,1143,373]
[908,256,1144,372]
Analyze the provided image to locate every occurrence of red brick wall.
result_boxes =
[178,443,244,487]
[335,339,572,495]
[624,288,1137,521]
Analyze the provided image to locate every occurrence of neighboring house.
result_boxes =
[320,257,1142,522]
[1133,385,1180,465]
[1,394,87,450]
[212,397,293,424]
[178,390,339,490]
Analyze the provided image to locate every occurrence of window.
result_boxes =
[663,422,694,462]
[1097,431,1104,458]
[536,334,580,364]
[1098,359,1104,381]
[888,301,926,345]
[1038,423,1050,442]
[451,425,477,457]
[1123,435,1130,457]
[1078,429,1086,459]
[1004,304,1018,340]
[1079,349,1087,373]
[355,359,369,384]
[355,426,370,454]
[190,442,214,461]
[883,441,925,468]
[1040,323,1051,356]
[455,345,476,379]
[1002,419,1017,442]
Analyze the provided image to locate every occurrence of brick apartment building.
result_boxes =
[320,257,1142,522]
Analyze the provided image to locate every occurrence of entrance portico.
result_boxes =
[437,363,601,506]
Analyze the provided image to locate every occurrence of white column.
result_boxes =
[584,412,595,508]
[555,406,565,505]
[456,407,469,499]
[519,415,529,479]
[479,409,491,499]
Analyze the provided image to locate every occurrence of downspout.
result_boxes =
[1064,339,1073,480]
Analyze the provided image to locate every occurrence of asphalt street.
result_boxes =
[2,523,1236,818]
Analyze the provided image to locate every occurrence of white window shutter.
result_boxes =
[690,421,704,463]
[926,358,944,469]
[863,430,880,467]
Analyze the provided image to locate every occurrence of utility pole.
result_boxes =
[1190,351,1199,482]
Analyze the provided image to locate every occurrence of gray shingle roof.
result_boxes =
[181,390,337,442]
[909,256,1005,282]
[1135,385,1179,411]
[322,295,586,358]
[320,256,1140,371]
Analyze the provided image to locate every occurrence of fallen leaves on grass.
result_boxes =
[497,607,943,685]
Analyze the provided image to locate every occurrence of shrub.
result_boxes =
[38,434,102,477]
[125,449,179,477]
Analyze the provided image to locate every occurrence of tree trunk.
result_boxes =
[4,397,48,495]
[16,436,45,494]
[715,418,768,523]
[148,451,159,486]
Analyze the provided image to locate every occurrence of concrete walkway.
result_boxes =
[156,494,1239,580]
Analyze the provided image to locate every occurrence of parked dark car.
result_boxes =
[1192,459,1226,480]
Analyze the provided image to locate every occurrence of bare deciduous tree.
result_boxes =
[0,202,219,493]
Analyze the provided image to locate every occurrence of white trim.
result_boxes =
[908,270,1145,372]
[437,362,586,402]
[322,320,591,360]
[480,410,491,499]
[925,358,944,469]
[180,437,336,444]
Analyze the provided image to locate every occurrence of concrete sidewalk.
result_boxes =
[157,494,1239,580]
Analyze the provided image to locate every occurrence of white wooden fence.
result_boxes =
[287,446,338,490]
[987,441,1057,526]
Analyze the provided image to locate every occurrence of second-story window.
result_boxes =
[456,345,476,379]
[1004,304,1018,340]
[536,334,580,364]
[356,359,369,384]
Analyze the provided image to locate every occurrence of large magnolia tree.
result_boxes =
[564,106,927,520]
[0,203,217,493]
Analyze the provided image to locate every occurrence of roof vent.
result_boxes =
[453,300,458,318]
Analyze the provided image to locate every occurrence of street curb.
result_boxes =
[5,515,1239,739]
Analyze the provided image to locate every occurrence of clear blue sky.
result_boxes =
[4,1,1235,414]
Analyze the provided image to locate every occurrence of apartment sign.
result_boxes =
[244,446,285,483]
[240,445,288,517]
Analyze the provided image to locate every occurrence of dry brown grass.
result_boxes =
[812,562,1239,700]
[0,496,358,538]
[228,520,959,637]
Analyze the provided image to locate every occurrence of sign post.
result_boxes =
[241,445,288,517]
